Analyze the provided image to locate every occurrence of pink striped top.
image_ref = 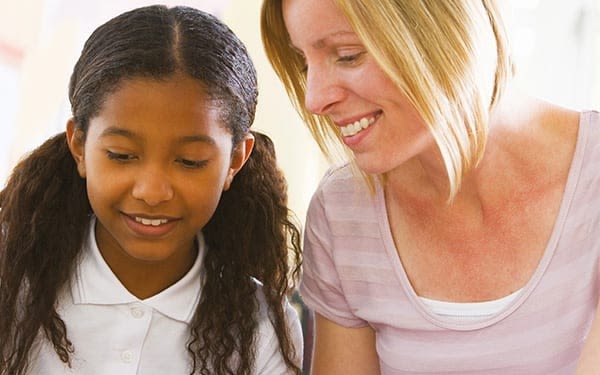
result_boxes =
[300,111,600,374]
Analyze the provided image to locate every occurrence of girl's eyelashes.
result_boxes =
[176,158,208,169]
[106,150,207,169]
[107,150,136,162]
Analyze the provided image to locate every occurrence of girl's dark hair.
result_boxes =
[0,5,302,375]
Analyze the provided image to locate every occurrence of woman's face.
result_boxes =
[67,75,251,276]
[283,0,435,175]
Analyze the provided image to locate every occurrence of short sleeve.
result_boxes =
[254,296,304,374]
[299,174,368,328]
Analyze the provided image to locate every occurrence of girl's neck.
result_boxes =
[104,251,198,300]
[95,226,199,300]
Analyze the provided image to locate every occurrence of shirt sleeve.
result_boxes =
[254,297,304,374]
[299,175,368,328]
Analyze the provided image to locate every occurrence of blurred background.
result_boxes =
[1,1,598,373]
[0,0,599,226]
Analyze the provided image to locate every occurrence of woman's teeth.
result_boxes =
[340,117,375,137]
[135,217,168,226]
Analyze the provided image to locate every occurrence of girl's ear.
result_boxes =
[66,118,87,178]
[223,133,255,191]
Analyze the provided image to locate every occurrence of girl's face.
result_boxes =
[283,0,435,175]
[67,75,252,274]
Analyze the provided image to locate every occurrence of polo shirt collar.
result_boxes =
[71,217,204,323]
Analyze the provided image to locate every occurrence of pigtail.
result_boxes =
[189,131,302,375]
[0,132,91,374]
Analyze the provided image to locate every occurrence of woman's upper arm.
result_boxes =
[576,299,600,374]
[311,313,380,375]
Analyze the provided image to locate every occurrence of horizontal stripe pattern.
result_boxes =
[300,111,600,374]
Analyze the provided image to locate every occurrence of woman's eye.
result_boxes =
[296,58,308,74]
[337,51,367,65]
[300,63,308,74]
[107,151,135,162]
[177,158,208,169]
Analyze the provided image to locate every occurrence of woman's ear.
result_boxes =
[223,133,255,191]
[66,118,87,178]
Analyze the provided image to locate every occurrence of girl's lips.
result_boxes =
[134,216,169,226]
[123,214,178,238]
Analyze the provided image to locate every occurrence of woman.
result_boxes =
[261,0,599,374]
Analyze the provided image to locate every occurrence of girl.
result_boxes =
[262,0,599,374]
[0,5,302,375]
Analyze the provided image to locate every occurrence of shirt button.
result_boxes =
[121,350,134,363]
[131,308,145,319]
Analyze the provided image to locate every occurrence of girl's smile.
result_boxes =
[123,213,179,238]
[2,6,302,374]
[67,74,248,287]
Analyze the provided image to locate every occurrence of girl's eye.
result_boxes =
[107,151,136,162]
[177,158,208,169]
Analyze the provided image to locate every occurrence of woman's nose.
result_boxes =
[304,64,344,115]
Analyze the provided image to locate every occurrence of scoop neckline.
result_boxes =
[376,111,590,331]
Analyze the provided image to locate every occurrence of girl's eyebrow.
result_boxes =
[177,134,216,146]
[100,126,216,145]
[100,126,137,139]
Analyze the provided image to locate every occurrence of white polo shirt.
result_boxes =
[29,218,303,374]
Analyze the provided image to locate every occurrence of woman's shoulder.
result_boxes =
[553,109,600,160]
[509,101,580,174]
[306,161,380,223]
[581,109,600,132]
[573,110,600,179]
[320,161,357,183]
[315,161,374,198]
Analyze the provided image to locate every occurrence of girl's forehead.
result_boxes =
[103,76,213,116]
[89,76,230,140]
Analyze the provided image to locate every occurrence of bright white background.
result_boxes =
[1,0,599,223]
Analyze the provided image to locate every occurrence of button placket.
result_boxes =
[109,303,151,371]
[120,350,134,363]
[131,307,145,319]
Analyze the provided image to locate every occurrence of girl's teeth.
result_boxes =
[135,217,168,226]
[341,117,375,137]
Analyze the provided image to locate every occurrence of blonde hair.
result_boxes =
[261,0,513,199]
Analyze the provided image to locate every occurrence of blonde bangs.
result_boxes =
[261,0,513,200]
[337,0,513,200]
[261,0,350,164]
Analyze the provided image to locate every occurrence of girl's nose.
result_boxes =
[131,168,174,206]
